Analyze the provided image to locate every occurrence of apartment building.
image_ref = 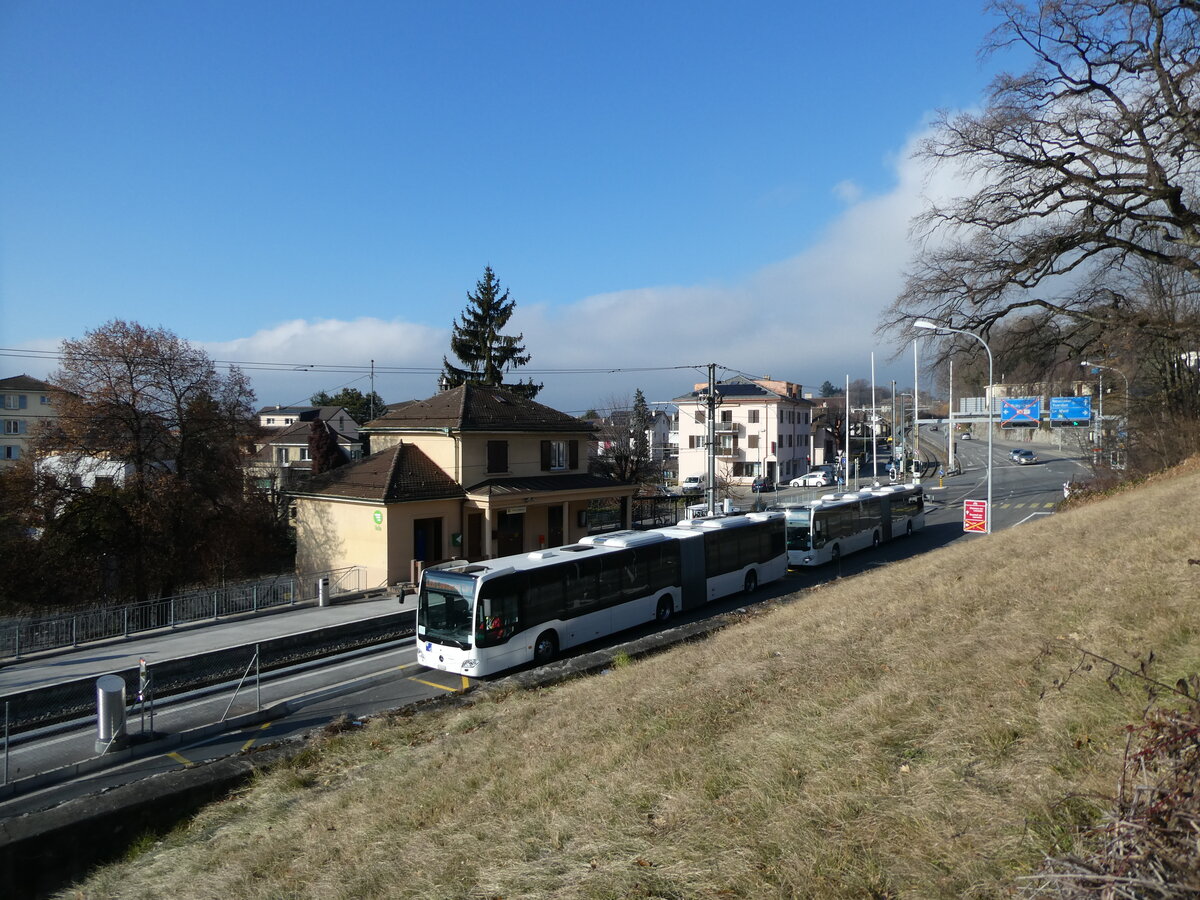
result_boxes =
[673,375,816,487]
[0,374,58,467]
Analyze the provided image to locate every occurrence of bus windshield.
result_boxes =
[782,509,811,552]
[418,570,476,650]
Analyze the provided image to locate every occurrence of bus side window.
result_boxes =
[479,575,523,646]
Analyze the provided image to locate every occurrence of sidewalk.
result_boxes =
[0,595,410,696]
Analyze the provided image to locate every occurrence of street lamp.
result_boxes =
[1080,360,1130,466]
[915,319,994,534]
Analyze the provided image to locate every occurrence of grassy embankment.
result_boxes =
[64,460,1200,899]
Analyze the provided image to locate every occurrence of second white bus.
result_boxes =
[771,483,925,567]
[416,511,786,677]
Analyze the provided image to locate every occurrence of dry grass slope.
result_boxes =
[63,460,1200,900]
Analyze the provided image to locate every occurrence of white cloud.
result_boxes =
[832,179,863,204]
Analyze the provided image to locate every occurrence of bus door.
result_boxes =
[879,497,895,542]
[677,535,707,609]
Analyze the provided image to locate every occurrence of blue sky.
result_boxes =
[1,1,1012,415]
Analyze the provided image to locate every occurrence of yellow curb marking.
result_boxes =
[410,677,458,692]
[242,722,271,752]
[167,751,194,767]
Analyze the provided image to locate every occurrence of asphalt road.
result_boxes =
[1,430,1085,818]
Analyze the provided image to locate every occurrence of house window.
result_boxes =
[3,395,25,410]
[695,410,705,424]
[266,417,276,425]
[2,446,18,460]
[3,420,25,434]
[276,448,289,464]
[487,440,509,473]
[94,476,113,487]
[541,439,579,471]
[720,410,732,423]
[299,447,312,461]
[748,435,759,449]
[40,396,50,405]
[748,410,759,424]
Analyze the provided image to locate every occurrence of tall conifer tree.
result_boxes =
[441,266,542,400]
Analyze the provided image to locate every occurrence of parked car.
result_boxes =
[1014,449,1038,465]
[958,432,972,441]
[790,472,830,488]
[751,476,777,492]
[679,475,707,494]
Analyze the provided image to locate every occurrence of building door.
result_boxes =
[466,513,483,559]
[497,511,524,557]
[413,518,443,563]
[547,505,563,548]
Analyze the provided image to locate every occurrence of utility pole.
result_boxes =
[870,353,878,480]
[703,363,718,516]
[948,359,955,472]
[912,339,921,482]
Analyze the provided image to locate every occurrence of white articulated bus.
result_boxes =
[771,483,925,567]
[416,511,786,677]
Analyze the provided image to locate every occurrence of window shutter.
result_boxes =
[488,440,509,473]
[18,395,27,410]
[540,440,551,471]
[568,440,578,469]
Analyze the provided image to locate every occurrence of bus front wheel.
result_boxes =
[905,521,913,537]
[744,570,758,594]
[655,596,674,624]
[831,545,841,563]
[533,631,559,665]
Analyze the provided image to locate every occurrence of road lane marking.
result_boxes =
[409,677,459,692]
[167,751,194,768]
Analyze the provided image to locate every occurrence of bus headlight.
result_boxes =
[462,658,478,672]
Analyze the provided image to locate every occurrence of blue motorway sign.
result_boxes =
[1000,397,1041,426]
[1049,395,1092,424]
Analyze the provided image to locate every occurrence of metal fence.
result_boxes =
[0,607,413,738]
[0,567,364,661]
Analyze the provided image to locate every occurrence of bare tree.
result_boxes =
[589,391,661,486]
[885,0,1200,351]
[37,320,285,602]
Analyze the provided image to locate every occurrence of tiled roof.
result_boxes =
[363,384,594,434]
[291,444,465,503]
[673,377,812,404]
[0,374,57,392]
[466,473,634,495]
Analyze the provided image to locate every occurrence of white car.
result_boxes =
[790,472,830,487]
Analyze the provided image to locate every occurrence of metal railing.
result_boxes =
[0,567,364,661]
